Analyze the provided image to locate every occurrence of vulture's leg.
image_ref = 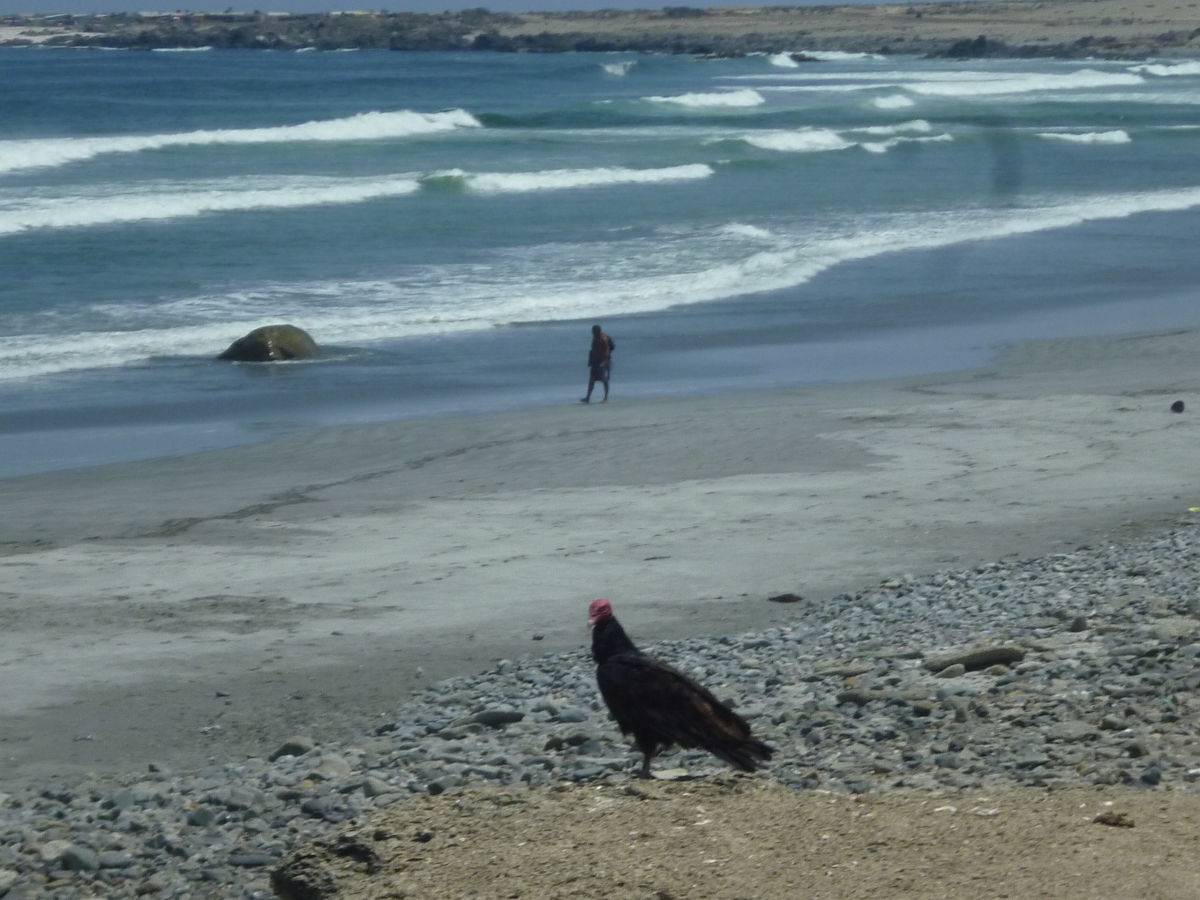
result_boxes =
[638,753,653,780]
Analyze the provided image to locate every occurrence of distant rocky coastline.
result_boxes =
[4,0,1200,59]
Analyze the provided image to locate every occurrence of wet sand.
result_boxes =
[0,325,1198,785]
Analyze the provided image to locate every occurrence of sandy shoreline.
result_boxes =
[1,325,1197,786]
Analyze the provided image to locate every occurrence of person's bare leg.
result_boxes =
[581,376,595,403]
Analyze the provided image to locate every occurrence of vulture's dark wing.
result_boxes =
[597,652,770,772]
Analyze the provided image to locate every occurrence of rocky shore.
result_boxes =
[5,0,1200,58]
[2,514,1198,899]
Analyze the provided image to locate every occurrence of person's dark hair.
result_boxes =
[592,324,602,333]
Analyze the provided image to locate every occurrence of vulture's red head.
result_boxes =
[587,598,614,628]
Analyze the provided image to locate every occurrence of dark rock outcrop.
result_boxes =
[217,325,319,363]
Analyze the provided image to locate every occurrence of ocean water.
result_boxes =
[3,48,1200,475]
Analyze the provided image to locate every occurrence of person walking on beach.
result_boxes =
[581,324,615,404]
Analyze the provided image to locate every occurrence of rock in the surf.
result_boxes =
[217,324,319,362]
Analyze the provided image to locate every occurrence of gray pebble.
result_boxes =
[8,519,1200,898]
[59,846,98,872]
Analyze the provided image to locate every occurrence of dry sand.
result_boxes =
[273,777,1200,900]
[1,327,1198,787]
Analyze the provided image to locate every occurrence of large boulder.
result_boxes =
[218,324,319,362]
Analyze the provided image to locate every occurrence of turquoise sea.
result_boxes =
[3,48,1200,475]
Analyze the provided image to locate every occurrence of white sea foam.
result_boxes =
[150,46,212,52]
[732,68,1145,99]
[0,162,715,236]
[860,134,953,153]
[873,94,915,109]
[643,89,766,108]
[769,52,799,68]
[856,120,932,136]
[1038,130,1132,144]
[601,60,636,76]
[0,176,422,235]
[451,164,714,193]
[1130,62,1200,77]
[721,223,775,240]
[0,109,482,175]
[797,50,885,61]
[758,84,884,94]
[10,185,1200,382]
[739,121,946,153]
[905,69,1142,97]
[741,129,854,153]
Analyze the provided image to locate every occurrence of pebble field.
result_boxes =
[3,518,1200,899]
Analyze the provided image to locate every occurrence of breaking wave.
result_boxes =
[601,60,636,76]
[903,69,1143,97]
[873,94,915,109]
[0,164,715,236]
[0,176,423,236]
[435,164,714,193]
[1038,130,1132,144]
[737,121,946,154]
[0,109,482,176]
[740,129,854,152]
[860,134,953,153]
[1130,62,1200,77]
[10,185,1200,380]
[643,89,766,108]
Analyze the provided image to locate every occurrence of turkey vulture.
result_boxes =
[588,598,773,778]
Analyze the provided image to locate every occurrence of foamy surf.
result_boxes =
[0,176,422,235]
[1038,130,1132,144]
[643,89,766,108]
[873,95,915,109]
[797,50,886,61]
[856,120,933,136]
[860,134,953,153]
[601,60,636,76]
[437,164,714,193]
[738,122,945,154]
[904,69,1143,97]
[0,109,482,175]
[10,184,1200,382]
[1130,62,1200,77]
[741,129,855,153]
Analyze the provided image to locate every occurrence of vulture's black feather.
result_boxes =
[588,599,773,778]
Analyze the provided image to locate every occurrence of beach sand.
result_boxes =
[1,326,1198,787]
[277,779,1200,900]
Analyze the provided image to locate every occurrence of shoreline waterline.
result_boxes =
[4,261,1200,479]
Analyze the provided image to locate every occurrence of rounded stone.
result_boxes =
[217,324,319,362]
[60,845,100,872]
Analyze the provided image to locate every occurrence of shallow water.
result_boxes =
[3,49,1200,475]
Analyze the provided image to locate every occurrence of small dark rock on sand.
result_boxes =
[768,592,803,603]
[1171,400,1185,413]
